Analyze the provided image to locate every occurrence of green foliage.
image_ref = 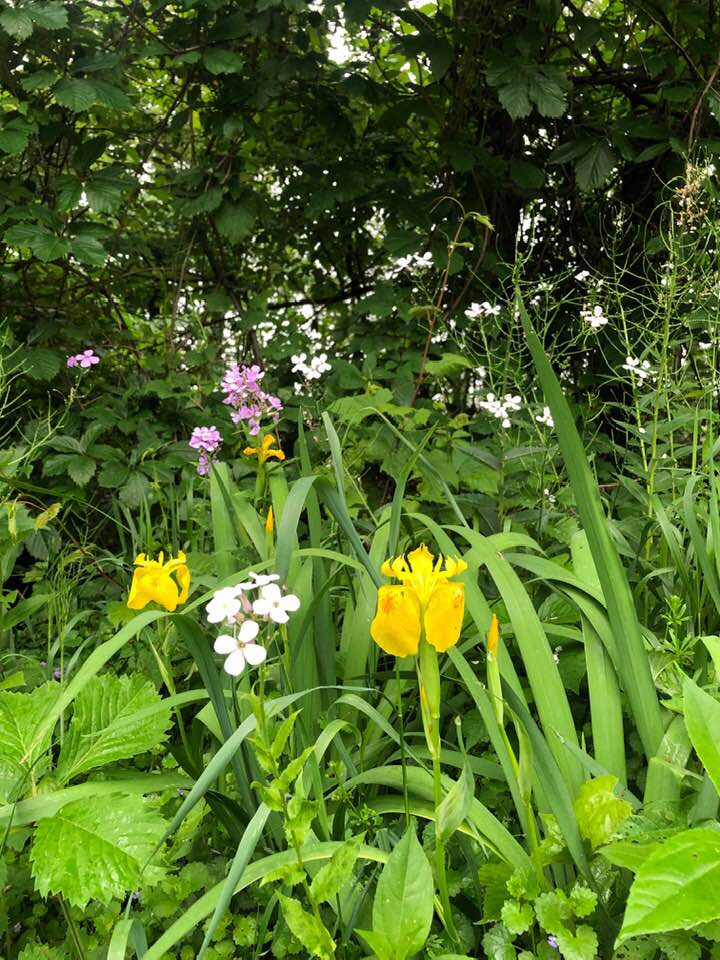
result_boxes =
[573,775,633,849]
[0,683,59,801]
[30,794,167,907]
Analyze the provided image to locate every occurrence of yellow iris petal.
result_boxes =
[423,581,465,652]
[127,551,191,611]
[244,434,286,464]
[370,585,421,657]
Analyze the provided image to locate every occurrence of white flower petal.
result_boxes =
[260,583,282,602]
[282,594,301,612]
[270,608,289,624]
[243,643,267,666]
[214,634,237,655]
[224,649,246,676]
[252,598,272,617]
[238,620,260,643]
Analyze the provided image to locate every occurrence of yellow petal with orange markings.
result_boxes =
[423,581,465,652]
[370,585,421,657]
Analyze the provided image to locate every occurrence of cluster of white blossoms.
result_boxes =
[206,572,300,676]
[478,392,522,429]
[581,304,608,330]
[291,351,332,381]
[536,406,554,428]
[622,356,654,382]
[465,301,502,320]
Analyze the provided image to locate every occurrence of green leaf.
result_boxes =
[55,674,172,785]
[4,224,69,261]
[481,923,516,960]
[98,460,130,488]
[310,833,364,903]
[575,142,615,192]
[85,174,126,212]
[573,775,632,848]
[0,117,33,154]
[70,234,107,265]
[25,347,61,381]
[530,68,568,117]
[0,8,34,39]
[30,2,68,30]
[683,676,720,794]
[277,894,335,960]
[18,944,69,960]
[213,200,255,240]
[556,925,598,960]
[425,353,474,379]
[357,929,392,960]
[437,753,474,841]
[66,454,96,486]
[54,78,98,112]
[501,899,534,935]
[119,471,151,507]
[618,828,720,943]
[30,794,167,907]
[203,48,244,74]
[486,59,532,119]
[0,684,60,802]
[372,824,434,960]
[55,174,82,210]
[20,69,59,91]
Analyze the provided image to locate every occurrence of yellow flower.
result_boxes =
[487,613,500,658]
[127,551,190,611]
[370,544,467,656]
[244,434,286,464]
[265,505,274,534]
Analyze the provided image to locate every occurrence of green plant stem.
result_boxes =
[431,749,458,945]
[59,895,87,960]
[395,660,410,828]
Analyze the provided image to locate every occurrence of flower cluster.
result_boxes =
[622,356,654,381]
[478,392,522,429]
[536,405,554,428]
[465,301,502,319]
[291,351,331,381]
[206,572,300,675]
[581,304,608,330]
[67,350,100,369]
[188,425,222,476]
[221,363,282,435]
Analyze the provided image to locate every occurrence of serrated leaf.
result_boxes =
[85,174,125,212]
[530,69,568,118]
[498,75,532,119]
[214,201,255,241]
[56,673,172,784]
[89,79,131,110]
[4,224,69,261]
[481,923,516,960]
[70,234,107,265]
[180,186,223,216]
[25,347,61,381]
[98,460,130,488]
[277,894,335,960]
[425,353,474,379]
[373,825,434,960]
[54,78,98,112]
[556,925,598,960]
[618,829,720,943]
[67,454,96,486]
[0,8,34,39]
[0,118,32,154]
[30,794,167,907]
[119,471,151,507]
[310,833,364,903]
[683,676,720,794]
[55,174,82,210]
[18,944,69,960]
[0,683,60,802]
[575,142,615,192]
[574,775,632,848]
[20,69,59,91]
[203,48,244,74]
[30,2,68,30]
[501,899,534,935]
[437,752,474,841]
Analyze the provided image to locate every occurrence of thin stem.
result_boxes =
[395,661,410,828]
[59,896,87,960]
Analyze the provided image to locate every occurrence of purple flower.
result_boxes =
[53,668,62,680]
[220,363,282,433]
[548,935,559,949]
[189,426,222,453]
[66,355,78,368]
[67,350,100,369]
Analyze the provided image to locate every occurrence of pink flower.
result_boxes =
[66,355,78,368]
[220,363,282,434]
[67,350,99,369]
[189,426,222,453]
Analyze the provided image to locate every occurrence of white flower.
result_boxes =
[248,572,281,588]
[536,406,554,428]
[622,356,654,381]
[581,304,608,330]
[206,588,243,624]
[214,621,266,676]
[253,583,301,624]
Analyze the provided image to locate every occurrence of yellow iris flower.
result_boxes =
[127,551,190,611]
[370,544,467,656]
[243,434,286,464]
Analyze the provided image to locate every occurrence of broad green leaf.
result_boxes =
[0,683,59,801]
[575,142,615,191]
[481,923,516,960]
[683,676,720,794]
[30,794,167,907]
[556,926,598,960]
[66,454,96,486]
[310,833,364,903]
[0,8,33,38]
[372,825,434,960]
[31,2,68,30]
[54,78,98,112]
[501,899,533,935]
[25,347,61,381]
[437,753,474,841]
[214,201,255,241]
[573,775,632,848]
[70,234,107,265]
[357,929,392,960]
[530,67,569,117]
[0,117,33,154]
[56,674,172,784]
[85,174,126,212]
[18,945,68,960]
[54,174,81,210]
[98,460,130,488]
[425,353,474,378]
[277,894,335,960]
[618,828,720,943]
[4,224,69,261]
[203,48,244,74]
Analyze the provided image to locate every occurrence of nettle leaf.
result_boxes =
[618,828,720,943]
[372,824,434,960]
[574,775,632,848]
[310,833,364,903]
[0,8,34,39]
[56,673,172,784]
[575,142,615,192]
[54,78,98,112]
[25,347,61,381]
[277,894,335,960]
[30,793,167,907]
[0,683,60,802]
[66,454,96,486]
